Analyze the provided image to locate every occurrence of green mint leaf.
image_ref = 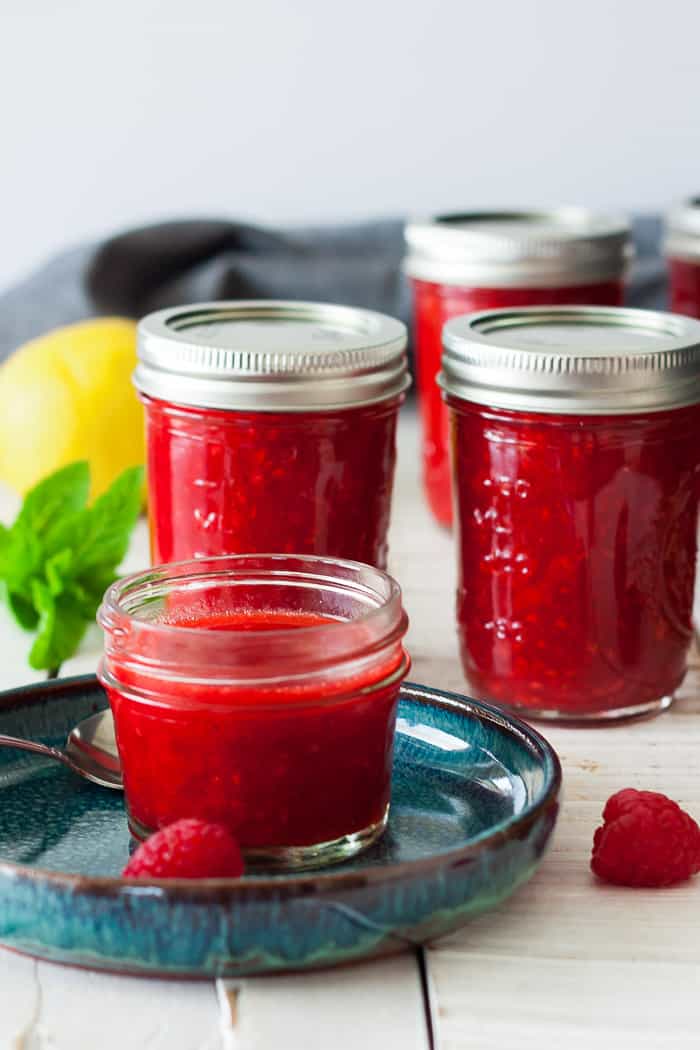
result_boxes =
[16,461,90,539]
[29,577,52,618]
[0,527,42,599]
[41,508,90,562]
[64,571,117,619]
[45,549,74,596]
[75,466,144,572]
[28,582,88,672]
[0,582,39,630]
[0,461,143,673]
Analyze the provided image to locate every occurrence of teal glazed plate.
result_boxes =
[0,675,561,977]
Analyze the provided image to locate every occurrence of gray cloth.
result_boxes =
[0,215,666,362]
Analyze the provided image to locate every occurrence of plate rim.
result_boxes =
[0,673,562,899]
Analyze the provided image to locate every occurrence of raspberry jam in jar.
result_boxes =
[98,554,410,870]
[404,210,631,526]
[665,199,700,318]
[440,306,700,722]
[135,302,409,568]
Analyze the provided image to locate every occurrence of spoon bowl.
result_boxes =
[0,710,122,789]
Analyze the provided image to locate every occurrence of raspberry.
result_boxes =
[591,789,700,887]
[123,819,244,879]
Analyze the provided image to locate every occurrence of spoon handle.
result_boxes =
[0,734,69,767]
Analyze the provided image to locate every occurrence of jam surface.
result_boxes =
[669,259,700,318]
[144,397,401,569]
[449,399,700,717]
[104,611,404,848]
[412,279,624,527]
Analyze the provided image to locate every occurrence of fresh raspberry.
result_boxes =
[123,819,244,879]
[591,789,700,887]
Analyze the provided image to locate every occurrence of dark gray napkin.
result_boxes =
[0,215,665,362]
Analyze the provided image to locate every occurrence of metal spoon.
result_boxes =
[0,710,122,789]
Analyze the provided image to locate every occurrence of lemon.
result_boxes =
[0,318,144,497]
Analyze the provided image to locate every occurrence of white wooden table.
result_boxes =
[1,407,699,1049]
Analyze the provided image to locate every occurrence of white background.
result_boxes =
[1,0,698,290]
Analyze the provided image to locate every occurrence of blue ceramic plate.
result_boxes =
[0,675,560,977]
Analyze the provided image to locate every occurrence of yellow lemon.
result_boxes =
[0,317,144,497]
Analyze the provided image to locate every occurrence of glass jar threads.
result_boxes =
[135,301,410,569]
[440,306,700,722]
[404,210,632,526]
[665,199,700,318]
[98,554,410,870]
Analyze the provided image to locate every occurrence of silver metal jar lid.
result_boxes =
[440,306,700,415]
[135,301,410,412]
[404,208,632,288]
[664,198,700,261]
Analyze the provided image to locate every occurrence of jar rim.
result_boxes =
[135,300,410,412]
[98,553,408,686]
[440,305,700,415]
[404,207,632,287]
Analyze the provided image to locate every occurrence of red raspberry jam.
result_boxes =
[98,555,409,871]
[441,306,700,722]
[143,397,400,567]
[404,211,631,526]
[135,301,409,569]
[666,199,700,318]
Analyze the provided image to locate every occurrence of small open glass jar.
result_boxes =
[665,199,700,317]
[97,554,410,870]
[404,210,631,527]
[135,302,410,569]
[440,306,700,722]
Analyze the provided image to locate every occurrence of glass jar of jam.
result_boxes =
[135,301,410,568]
[404,210,632,527]
[98,553,410,870]
[665,199,700,317]
[440,306,700,722]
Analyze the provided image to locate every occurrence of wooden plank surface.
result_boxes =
[0,950,427,1050]
[1,407,699,1048]
[217,954,428,1050]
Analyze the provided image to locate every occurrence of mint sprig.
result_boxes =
[0,462,144,674]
